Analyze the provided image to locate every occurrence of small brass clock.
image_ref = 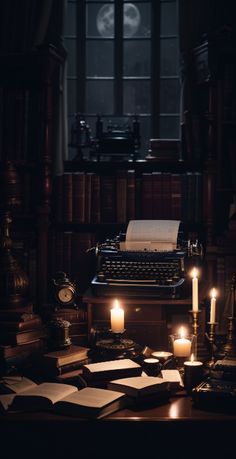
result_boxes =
[52,272,77,309]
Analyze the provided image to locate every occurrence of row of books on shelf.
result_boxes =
[0,357,184,418]
[53,170,203,225]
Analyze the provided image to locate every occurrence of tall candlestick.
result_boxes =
[210,288,217,323]
[191,268,198,312]
[110,299,124,333]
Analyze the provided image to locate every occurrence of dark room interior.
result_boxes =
[1,1,236,458]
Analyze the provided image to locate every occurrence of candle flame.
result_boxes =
[191,267,198,279]
[113,298,120,309]
[179,326,185,338]
[210,288,217,299]
[190,353,194,363]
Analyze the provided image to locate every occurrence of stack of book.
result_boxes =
[37,344,90,380]
[0,303,47,375]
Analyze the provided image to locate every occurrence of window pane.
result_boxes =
[86,40,114,77]
[160,1,177,36]
[87,3,115,38]
[67,79,77,114]
[123,40,150,77]
[138,115,151,158]
[123,80,150,114]
[159,115,180,139]
[65,1,76,36]
[160,78,180,113]
[160,38,178,76]
[123,2,151,38]
[86,80,114,114]
[65,38,77,76]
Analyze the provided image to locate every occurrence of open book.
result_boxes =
[0,376,38,412]
[9,382,128,419]
[107,376,170,398]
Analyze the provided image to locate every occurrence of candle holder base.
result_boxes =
[89,329,142,362]
[204,321,218,369]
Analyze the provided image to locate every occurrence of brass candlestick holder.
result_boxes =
[205,321,218,368]
[222,317,236,359]
[189,310,201,358]
[221,274,236,358]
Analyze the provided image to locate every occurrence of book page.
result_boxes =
[83,358,140,374]
[0,394,16,411]
[59,387,124,408]
[0,376,38,394]
[121,220,180,251]
[11,382,78,404]
[108,376,167,391]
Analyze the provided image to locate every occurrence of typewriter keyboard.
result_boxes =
[97,259,183,286]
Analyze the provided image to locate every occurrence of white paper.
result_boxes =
[120,220,180,251]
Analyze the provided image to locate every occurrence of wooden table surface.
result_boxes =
[1,392,236,459]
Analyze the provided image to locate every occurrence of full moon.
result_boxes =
[97,3,141,38]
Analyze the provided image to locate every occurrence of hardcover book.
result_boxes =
[107,376,170,398]
[9,383,128,418]
[82,359,142,383]
[40,345,89,370]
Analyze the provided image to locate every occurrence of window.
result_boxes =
[65,0,180,159]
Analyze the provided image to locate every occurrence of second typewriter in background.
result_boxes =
[91,220,203,298]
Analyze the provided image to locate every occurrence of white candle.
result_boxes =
[191,268,198,312]
[110,299,124,333]
[210,288,217,323]
[173,327,191,357]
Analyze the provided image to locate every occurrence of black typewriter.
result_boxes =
[91,221,202,298]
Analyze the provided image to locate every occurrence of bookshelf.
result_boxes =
[189,33,236,316]
[0,45,64,308]
[49,159,206,290]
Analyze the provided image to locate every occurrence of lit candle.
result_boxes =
[184,354,203,393]
[191,268,198,312]
[210,288,217,323]
[173,327,191,357]
[110,299,124,333]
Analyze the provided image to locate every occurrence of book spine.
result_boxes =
[142,173,153,218]
[63,172,73,223]
[72,171,86,223]
[116,170,127,224]
[85,172,93,223]
[100,175,116,223]
[126,169,136,221]
[91,173,101,223]
[0,317,43,332]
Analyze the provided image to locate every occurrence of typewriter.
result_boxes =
[91,220,202,298]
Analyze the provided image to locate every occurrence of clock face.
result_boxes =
[58,286,74,304]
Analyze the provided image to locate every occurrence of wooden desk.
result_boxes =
[83,288,207,351]
[1,394,235,458]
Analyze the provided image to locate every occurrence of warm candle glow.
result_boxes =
[210,288,217,323]
[190,353,194,363]
[110,299,124,333]
[173,327,191,357]
[179,326,186,338]
[191,268,198,312]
